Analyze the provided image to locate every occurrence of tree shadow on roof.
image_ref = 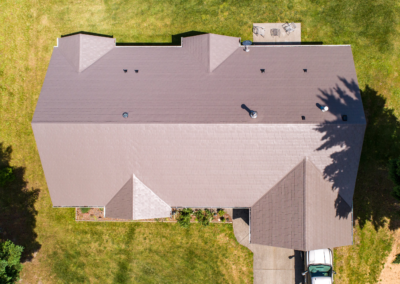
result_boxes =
[314,80,400,230]
[116,30,207,46]
[0,143,41,262]
[314,77,365,220]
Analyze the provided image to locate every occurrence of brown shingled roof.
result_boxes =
[250,158,352,250]
[32,33,365,249]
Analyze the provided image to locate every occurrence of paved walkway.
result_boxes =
[231,209,303,284]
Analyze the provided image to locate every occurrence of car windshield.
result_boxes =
[309,265,332,277]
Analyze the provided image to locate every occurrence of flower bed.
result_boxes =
[75,207,232,223]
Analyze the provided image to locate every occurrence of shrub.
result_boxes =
[393,254,400,264]
[194,209,213,226]
[218,209,225,217]
[389,158,400,200]
[80,208,91,214]
[0,240,24,283]
[176,208,193,228]
[0,167,15,187]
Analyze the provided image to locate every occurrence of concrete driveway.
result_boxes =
[231,209,303,284]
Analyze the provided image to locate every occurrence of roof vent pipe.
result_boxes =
[243,40,252,52]
[250,111,258,118]
[320,106,329,112]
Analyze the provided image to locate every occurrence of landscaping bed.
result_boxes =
[75,207,233,223]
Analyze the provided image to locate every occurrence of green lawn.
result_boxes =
[1,0,400,283]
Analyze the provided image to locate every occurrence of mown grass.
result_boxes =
[47,217,252,283]
[1,0,400,283]
[334,222,393,284]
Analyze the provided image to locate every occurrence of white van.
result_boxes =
[302,249,336,284]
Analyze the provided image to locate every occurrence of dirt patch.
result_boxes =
[378,229,400,283]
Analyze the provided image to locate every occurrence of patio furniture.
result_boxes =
[282,22,296,34]
[253,26,265,37]
[270,28,281,37]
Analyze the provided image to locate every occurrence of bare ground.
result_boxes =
[379,229,400,283]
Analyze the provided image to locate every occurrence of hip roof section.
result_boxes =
[33,34,365,125]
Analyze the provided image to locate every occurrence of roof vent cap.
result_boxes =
[123,69,128,73]
[320,106,329,112]
[250,111,258,119]
[122,112,129,118]
[243,40,252,52]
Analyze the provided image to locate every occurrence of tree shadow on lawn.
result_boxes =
[314,81,400,231]
[354,85,400,230]
[0,143,41,261]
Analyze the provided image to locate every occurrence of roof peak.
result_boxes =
[182,33,241,72]
[58,34,115,72]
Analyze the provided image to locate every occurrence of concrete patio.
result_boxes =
[253,23,301,45]
[231,209,304,284]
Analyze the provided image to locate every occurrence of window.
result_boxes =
[309,265,332,277]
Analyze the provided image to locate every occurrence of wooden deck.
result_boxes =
[253,23,301,44]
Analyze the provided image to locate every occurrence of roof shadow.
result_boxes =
[232,209,249,226]
[116,30,207,46]
[61,31,113,38]
[252,41,323,46]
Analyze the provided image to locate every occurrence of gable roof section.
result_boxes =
[58,34,115,73]
[105,174,171,220]
[250,158,352,251]
[182,34,240,72]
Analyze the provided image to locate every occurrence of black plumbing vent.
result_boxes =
[123,69,128,73]
[260,69,265,73]
[135,70,139,73]
[342,115,348,121]
[303,69,307,73]
[301,116,305,120]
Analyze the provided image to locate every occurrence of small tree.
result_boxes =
[389,158,400,200]
[0,240,24,283]
[176,208,193,228]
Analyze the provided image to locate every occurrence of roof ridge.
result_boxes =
[78,34,82,72]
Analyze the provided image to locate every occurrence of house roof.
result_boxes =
[105,175,171,220]
[250,158,352,251]
[33,34,365,125]
[32,33,365,249]
[58,34,115,73]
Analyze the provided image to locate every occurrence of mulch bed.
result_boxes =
[75,208,232,223]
